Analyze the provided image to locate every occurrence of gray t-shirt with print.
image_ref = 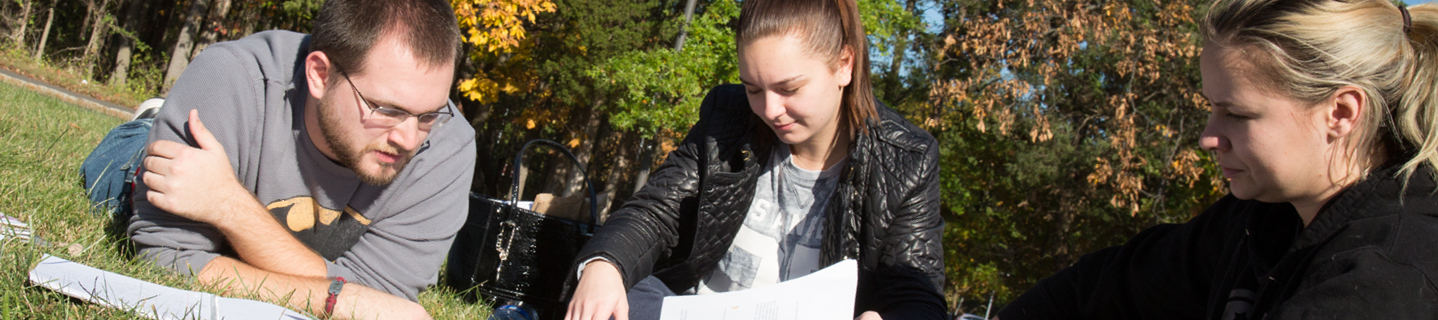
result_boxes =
[696,143,843,294]
[126,30,476,301]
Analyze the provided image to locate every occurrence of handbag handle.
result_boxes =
[507,139,601,233]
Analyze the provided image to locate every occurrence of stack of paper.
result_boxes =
[28,254,313,320]
[660,259,859,320]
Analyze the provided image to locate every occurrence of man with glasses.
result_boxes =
[96,0,474,318]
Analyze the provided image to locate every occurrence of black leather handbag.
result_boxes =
[446,139,599,319]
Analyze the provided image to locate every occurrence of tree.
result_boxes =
[10,0,32,45]
[190,0,232,60]
[81,0,114,71]
[586,0,739,140]
[161,0,211,93]
[931,0,1224,312]
[868,0,934,122]
[109,0,148,87]
[33,5,50,60]
[461,0,683,204]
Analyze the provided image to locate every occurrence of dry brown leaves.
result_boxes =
[933,0,1207,214]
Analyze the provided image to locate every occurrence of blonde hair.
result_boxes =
[1203,0,1438,182]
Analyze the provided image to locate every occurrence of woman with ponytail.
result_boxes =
[1000,0,1438,319]
[564,0,944,319]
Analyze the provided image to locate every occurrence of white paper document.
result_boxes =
[0,212,30,242]
[28,254,312,320]
[660,259,858,320]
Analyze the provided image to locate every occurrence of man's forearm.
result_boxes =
[200,256,331,313]
[212,192,326,277]
[199,256,428,320]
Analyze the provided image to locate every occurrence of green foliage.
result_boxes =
[246,0,325,33]
[858,0,922,58]
[531,0,681,105]
[280,0,323,20]
[122,49,166,98]
[587,0,740,138]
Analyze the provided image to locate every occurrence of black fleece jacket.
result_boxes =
[1000,165,1438,320]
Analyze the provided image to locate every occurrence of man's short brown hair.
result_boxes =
[310,0,461,74]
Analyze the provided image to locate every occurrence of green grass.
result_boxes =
[0,82,491,319]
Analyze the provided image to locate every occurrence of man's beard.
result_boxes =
[317,97,414,185]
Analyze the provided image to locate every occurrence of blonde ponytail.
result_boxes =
[1396,5,1438,182]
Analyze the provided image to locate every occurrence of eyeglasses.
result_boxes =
[333,64,452,130]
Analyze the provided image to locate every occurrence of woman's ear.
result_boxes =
[835,46,854,87]
[305,51,332,101]
[1325,86,1366,140]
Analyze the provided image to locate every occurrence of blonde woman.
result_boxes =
[1000,0,1438,319]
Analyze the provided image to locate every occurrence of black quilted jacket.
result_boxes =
[573,84,946,319]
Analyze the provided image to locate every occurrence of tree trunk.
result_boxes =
[83,0,113,71]
[598,131,636,220]
[81,0,94,41]
[540,98,604,197]
[190,0,231,59]
[33,7,52,61]
[143,0,178,52]
[235,1,259,38]
[541,144,574,196]
[631,137,663,195]
[110,0,145,87]
[672,0,698,50]
[161,0,211,94]
[562,98,605,197]
[12,0,31,45]
[887,0,919,84]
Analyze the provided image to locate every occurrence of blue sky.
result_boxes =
[1414,0,1435,4]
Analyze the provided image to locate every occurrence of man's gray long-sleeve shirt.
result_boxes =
[127,30,476,301]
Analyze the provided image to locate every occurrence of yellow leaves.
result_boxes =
[452,0,556,53]
[526,119,536,129]
[568,138,581,148]
[458,78,500,104]
[453,0,554,104]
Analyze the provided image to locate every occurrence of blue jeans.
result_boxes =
[627,275,675,320]
[80,117,152,221]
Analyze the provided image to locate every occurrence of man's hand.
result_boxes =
[856,311,883,320]
[566,260,629,320]
[142,109,248,226]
